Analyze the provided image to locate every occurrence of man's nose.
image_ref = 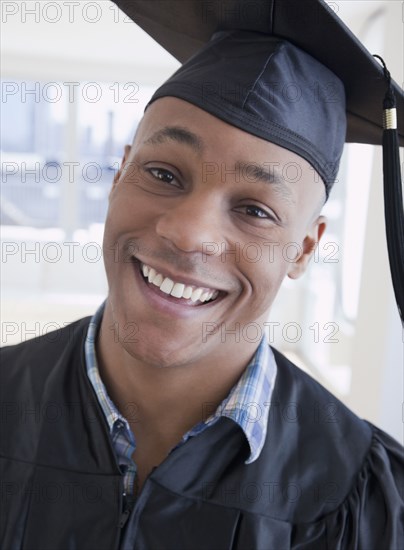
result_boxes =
[155,192,224,255]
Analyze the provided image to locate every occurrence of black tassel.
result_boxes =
[374,55,404,324]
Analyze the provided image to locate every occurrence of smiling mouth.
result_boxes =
[133,258,223,306]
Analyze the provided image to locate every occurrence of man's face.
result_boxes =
[102,98,325,368]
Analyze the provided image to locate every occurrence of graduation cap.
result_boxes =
[113,0,404,323]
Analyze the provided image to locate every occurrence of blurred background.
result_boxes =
[1,1,403,441]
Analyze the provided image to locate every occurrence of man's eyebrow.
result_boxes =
[236,161,294,200]
[143,126,204,153]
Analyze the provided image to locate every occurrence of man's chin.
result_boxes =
[121,335,207,370]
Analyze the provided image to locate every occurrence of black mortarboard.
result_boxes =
[112,0,404,322]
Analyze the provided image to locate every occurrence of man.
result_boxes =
[1,1,403,549]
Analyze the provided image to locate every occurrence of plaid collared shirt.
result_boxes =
[85,302,277,503]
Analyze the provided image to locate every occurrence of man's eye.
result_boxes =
[244,206,270,219]
[148,168,176,185]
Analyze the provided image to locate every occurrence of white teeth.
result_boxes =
[148,268,157,283]
[199,291,210,302]
[191,288,203,302]
[140,262,219,304]
[211,290,219,301]
[171,283,185,298]
[200,290,217,303]
[152,273,163,287]
[182,286,193,299]
[159,277,174,294]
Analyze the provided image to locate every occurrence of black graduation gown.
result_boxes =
[1,317,403,549]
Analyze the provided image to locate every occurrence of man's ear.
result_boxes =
[287,215,327,279]
[112,144,132,188]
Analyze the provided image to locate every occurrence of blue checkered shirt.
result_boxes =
[85,302,277,502]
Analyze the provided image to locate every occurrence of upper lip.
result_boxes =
[134,255,226,293]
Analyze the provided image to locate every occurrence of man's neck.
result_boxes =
[95,301,260,446]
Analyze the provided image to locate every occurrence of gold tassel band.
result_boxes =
[383,108,397,130]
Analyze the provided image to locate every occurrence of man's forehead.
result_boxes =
[137,97,316,172]
[143,126,204,154]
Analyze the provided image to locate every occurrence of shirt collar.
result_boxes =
[85,302,130,431]
[187,335,277,463]
[85,301,277,463]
